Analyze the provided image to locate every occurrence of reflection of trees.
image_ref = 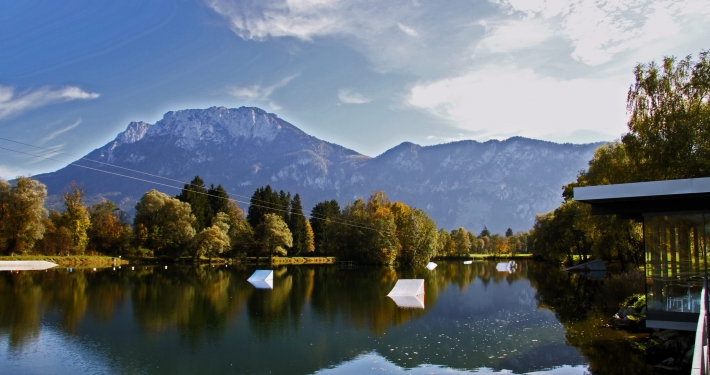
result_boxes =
[528,262,647,374]
[0,272,43,348]
[131,266,250,346]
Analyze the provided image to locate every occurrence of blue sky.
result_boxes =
[1,0,709,179]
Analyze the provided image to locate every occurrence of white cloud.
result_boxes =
[397,23,419,37]
[338,89,371,104]
[490,0,710,66]
[478,19,553,53]
[227,74,298,105]
[39,118,82,144]
[407,66,629,141]
[0,85,99,120]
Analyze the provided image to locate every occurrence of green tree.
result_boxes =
[391,202,438,265]
[191,212,231,261]
[224,200,255,257]
[134,190,196,258]
[623,52,710,181]
[261,213,292,264]
[207,184,230,217]
[0,177,47,254]
[479,226,490,237]
[176,176,212,231]
[505,228,513,237]
[310,200,341,254]
[288,194,309,255]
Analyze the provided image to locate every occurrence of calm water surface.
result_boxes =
[0,261,646,374]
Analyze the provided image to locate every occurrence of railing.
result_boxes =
[691,280,708,375]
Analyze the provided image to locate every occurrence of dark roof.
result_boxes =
[574,177,710,220]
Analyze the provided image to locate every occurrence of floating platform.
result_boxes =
[463,260,473,265]
[496,261,517,273]
[426,262,437,270]
[247,270,274,289]
[0,261,58,271]
[387,279,425,309]
[564,259,606,279]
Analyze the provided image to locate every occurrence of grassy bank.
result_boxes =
[436,253,534,261]
[0,255,128,267]
[270,256,337,265]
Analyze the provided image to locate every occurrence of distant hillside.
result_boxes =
[34,106,603,233]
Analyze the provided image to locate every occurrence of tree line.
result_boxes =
[529,51,710,267]
[0,174,529,264]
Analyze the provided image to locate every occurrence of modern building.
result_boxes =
[574,177,710,331]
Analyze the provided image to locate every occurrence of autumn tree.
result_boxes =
[59,182,91,254]
[87,200,132,255]
[451,227,472,257]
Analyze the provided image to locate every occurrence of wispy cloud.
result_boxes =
[0,85,99,120]
[338,89,371,104]
[39,118,82,144]
[227,74,299,104]
[490,0,710,66]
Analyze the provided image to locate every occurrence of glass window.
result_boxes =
[644,213,707,314]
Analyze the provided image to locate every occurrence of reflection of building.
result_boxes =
[575,177,709,331]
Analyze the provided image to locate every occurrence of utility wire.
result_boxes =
[0,137,360,225]
[0,144,376,232]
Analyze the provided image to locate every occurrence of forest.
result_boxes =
[0,174,527,265]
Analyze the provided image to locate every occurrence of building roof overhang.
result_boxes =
[573,177,710,220]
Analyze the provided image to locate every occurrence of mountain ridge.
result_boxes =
[34,106,603,233]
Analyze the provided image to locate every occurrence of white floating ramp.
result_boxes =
[463,260,473,265]
[0,261,58,271]
[247,270,274,289]
[387,279,425,309]
[426,262,437,270]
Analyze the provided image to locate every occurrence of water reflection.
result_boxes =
[0,261,647,374]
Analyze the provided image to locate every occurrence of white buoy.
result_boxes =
[165,266,168,270]
[463,260,473,265]
[131,266,134,270]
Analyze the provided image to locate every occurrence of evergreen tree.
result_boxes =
[288,194,308,255]
[505,228,513,237]
[207,184,230,216]
[247,185,282,229]
[176,176,212,232]
[479,226,490,237]
[310,200,341,254]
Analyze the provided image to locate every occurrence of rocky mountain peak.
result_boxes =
[115,121,151,145]
[144,106,288,149]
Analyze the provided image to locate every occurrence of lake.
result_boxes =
[0,260,647,374]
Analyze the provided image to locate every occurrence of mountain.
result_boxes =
[34,106,603,233]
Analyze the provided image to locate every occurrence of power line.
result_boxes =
[0,144,376,232]
[0,137,359,225]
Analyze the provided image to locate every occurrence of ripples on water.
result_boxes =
[0,261,647,374]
